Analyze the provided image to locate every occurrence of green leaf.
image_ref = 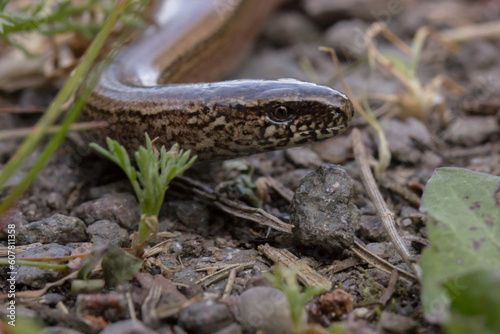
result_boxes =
[420,168,500,321]
[101,243,143,287]
[77,243,108,280]
[444,269,500,334]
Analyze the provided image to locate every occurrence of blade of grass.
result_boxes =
[0,121,107,141]
[0,258,67,270]
[0,0,134,214]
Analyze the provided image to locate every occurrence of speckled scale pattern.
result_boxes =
[81,0,354,160]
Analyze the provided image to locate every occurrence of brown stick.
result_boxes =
[351,128,422,282]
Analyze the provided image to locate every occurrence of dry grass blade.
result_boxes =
[195,262,254,287]
[0,105,46,113]
[363,23,464,122]
[351,241,415,284]
[320,46,391,175]
[222,268,237,299]
[255,176,294,203]
[352,128,422,282]
[0,271,78,300]
[0,121,108,141]
[173,176,293,233]
[441,20,500,43]
[258,244,332,291]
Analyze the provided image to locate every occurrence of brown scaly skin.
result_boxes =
[81,0,354,160]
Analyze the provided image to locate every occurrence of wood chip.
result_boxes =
[258,244,332,291]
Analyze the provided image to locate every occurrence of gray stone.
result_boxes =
[325,19,368,60]
[100,320,156,334]
[17,214,87,244]
[236,287,305,334]
[377,311,418,333]
[233,50,307,81]
[377,118,432,164]
[285,147,323,169]
[86,220,129,246]
[74,193,140,229]
[40,327,84,334]
[304,0,404,24]
[276,169,315,191]
[263,12,320,46]
[16,243,73,288]
[291,165,361,254]
[443,116,499,146]
[311,135,351,165]
[213,323,242,334]
[178,300,234,334]
[175,201,211,228]
[358,215,386,241]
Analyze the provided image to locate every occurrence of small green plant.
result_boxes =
[266,265,326,334]
[0,0,143,215]
[90,134,196,256]
[0,0,145,53]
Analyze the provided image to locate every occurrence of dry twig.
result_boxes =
[351,129,422,282]
[173,176,293,233]
[258,244,332,291]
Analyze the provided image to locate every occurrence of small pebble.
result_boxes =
[377,311,418,333]
[178,300,234,334]
[100,320,156,334]
[263,12,320,46]
[443,116,499,146]
[290,165,361,255]
[17,214,87,245]
[16,244,73,288]
[325,19,368,60]
[285,147,323,169]
[377,118,432,164]
[236,287,305,334]
[74,193,140,229]
[86,220,129,246]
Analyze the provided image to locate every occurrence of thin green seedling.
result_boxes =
[90,133,196,256]
[0,0,144,54]
[266,265,326,334]
[0,0,143,215]
[0,258,67,270]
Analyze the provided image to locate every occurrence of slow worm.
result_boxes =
[82,0,354,160]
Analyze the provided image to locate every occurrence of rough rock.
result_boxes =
[290,165,361,254]
[233,49,307,81]
[178,300,234,334]
[443,116,499,146]
[303,0,404,25]
[100,320,156,334]
[263,12,320,46]
[175,201,211,228]
[40,327,84,334]
[17,214,87,245]
[358,215,386,241]
[16,243,73,288]
[377,118,433,164]
[377,311,418,333]
[285,147,323,169]
[86,220,129,246]
[74,193,140,229]
[311,135,351,164]
[325,19,368,60]
[276,169,314,191]
[236,287,305,334]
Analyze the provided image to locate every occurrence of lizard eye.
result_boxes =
[268,104,296,123]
